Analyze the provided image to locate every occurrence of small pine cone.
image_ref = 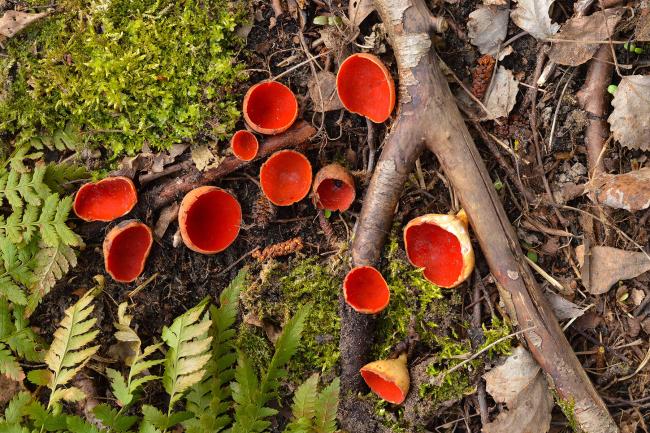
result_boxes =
[252,237,304,262]
[252,194,277,229]
[471,54,496,100]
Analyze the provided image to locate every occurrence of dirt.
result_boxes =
[24,0,650,430]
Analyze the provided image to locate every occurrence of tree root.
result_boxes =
[342,0,619,432]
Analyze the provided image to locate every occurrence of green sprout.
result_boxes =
[607,84,618,95]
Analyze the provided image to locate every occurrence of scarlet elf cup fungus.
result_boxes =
[178,186,242,254]
[260,150,312,206]
[360,353,410,404]
[336,53,396,123]
[243,81,299,135]
[73,176,137,222]
[230,130,259,161]
[103,220,153,283]
[403,210,474,288]
[313,163,356,212]
[343,266,390,314]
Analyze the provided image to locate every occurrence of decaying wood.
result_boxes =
[344,0,618,431]
[143,121,317,211]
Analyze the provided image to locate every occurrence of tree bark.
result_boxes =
[344,0,619,432]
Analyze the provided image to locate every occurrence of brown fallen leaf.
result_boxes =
[636,12,650,41]
[545,291,585,321]
[577,245,650,295]
[548,9,623,66]
[510,0,559,41]
[348,0,374,27]
[468,6,509,56]
[154,202,180,239]
[481,66,518,120]
[589,167,650,211]
[308,71,343,112]
[0,10,48,38]
[608,75,650,151]
[0,375,23,406]
[483,346,553,433]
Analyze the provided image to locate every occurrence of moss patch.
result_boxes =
[241,256,341,382]
[236,324,274,377]
[1,0,247,155]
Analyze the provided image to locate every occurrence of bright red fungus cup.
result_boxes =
[243,81,298,135]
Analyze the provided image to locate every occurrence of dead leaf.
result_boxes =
[578,245,650,295]
[154,202,180,239]
[481,66,518,120]
[608,75,650,151]
[0,375,22,406]
[636,12,650,41]
[0,10,48,38]
[349,0,374,27]
[511,0,560,41]
[589,167,650,211]
[483,346,553,433]
[548,9,623,66]
[308,71,343,112]
[191,144,222,171]
[545,291,585,321]
[484,0,509,5]
[468,6,510,55]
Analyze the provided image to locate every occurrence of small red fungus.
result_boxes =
[260,150,312,206]
[360,353,410,404]
[336,53,396,123]
[103,220,153,283]
[313,163,356,212]
[343,266,390,314]
[230,130,259,161]
[403,210,475,288]
[73,176,137,222]
[178,186,242,254]
[243,81,299,135]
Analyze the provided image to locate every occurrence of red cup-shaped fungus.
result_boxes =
[103,220,153,283]
[178,186,242,254]
[73,176,137,222]
[343,266,390,314]
[336,53,396,123]
[230,130,259,161]
[313,163,356,212]
[403,210,474,288]
[260,150,312,206]
[360,353,410,404]
[243,81,299,135]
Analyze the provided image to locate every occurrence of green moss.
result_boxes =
[236,324,273,377]
[241,256,341,382]
[1,0,247,155]
[554,392,579,432]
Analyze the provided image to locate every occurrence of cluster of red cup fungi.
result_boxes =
[72,52,476,407]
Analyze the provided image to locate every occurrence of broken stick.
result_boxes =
[344,0,618,432]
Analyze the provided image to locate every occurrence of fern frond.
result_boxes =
[286,374,319,428]
[184,268,246,433]
[66,415,103,433]
[30,123,81,152]
[44,163,90,194]
[3,391,32,424]
[0,165,50,211]
[0,342,24,381]
[44,282,102,409]
[24,401,68,432]
[162,298,212,408]
[313,378,340,433]
[92,404,138,432]
[141,405,192,431]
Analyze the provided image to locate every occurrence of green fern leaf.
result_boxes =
[66,415,103,433]
[0,343,24,381]
[24,401,68,431]
[3,392,32,424]
[44,283,101,409]
[92,404,138,432]
[313,378,340,433]
[0,277,27,306]
[27,242,78,316]
[291,374,319,421]
[6,328,43,362]
[162,298,212,407]
[141,405,192,431]
[44,164,90,194]
[138,421,162,433]
[185,268,247,432]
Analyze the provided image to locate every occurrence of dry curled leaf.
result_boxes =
[548,9,623,66]
[308,71,344,112]
[481,66,519,120]
[191,144,222,171]
[349,0,374,27]
[483,346,553,433]
[608,75,650,151]
[468,6,510,55]
[511,0,560,40]
[636,12,650,41]
[545,291,585,321]
[0,10,48,38]
[577,245,650,295]
[589,167,650,211]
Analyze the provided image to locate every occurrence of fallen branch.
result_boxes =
[344,0,618,432]
[142,121,317,211]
